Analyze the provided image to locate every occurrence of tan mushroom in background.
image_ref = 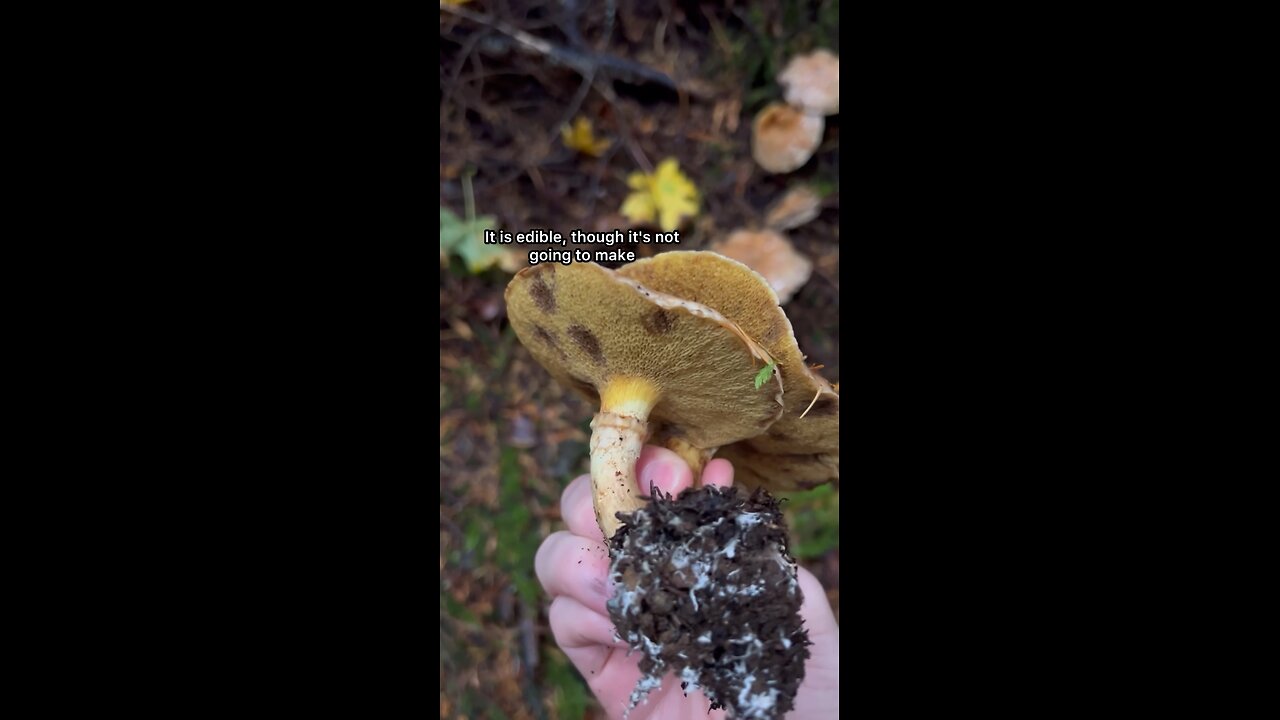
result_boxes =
[751,102,824,174]
[504,262,784,538]
[764,184,824,231]
[709,229,813,305]
[778,49,840,116]
[618,251,839,492]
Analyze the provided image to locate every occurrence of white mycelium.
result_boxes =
[613,492,802,719]
[623,673,662,718]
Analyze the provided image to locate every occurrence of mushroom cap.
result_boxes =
[714,443,839,492]
[751,102,825,174]
[778,49,839,116]
[617,251,838,476]
[764,184,823,231]
[505,262,784,449]
[709,229,813,305]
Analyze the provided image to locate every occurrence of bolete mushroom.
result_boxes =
[709,229,813,305]
[507,257,829,718]
[618,251,839,491]
[777,49,840,116]
[504,261,784,538]
[751,102,825,174]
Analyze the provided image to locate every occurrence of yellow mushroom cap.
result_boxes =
[504,262,784,450]
[617,251,839,491]
[751,102,824,174]
[778,49,840,116]
[710,229,813,305]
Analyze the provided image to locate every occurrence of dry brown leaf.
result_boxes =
[450,318,474,341]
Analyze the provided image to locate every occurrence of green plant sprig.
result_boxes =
[754,360,778,389]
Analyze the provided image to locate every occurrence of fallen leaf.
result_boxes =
[620,158,700,232]
[449,318,474,341]
[440,206,516,274]
[561,117,612,157]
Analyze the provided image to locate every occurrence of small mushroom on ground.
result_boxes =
[618,251,839,491]
[764,184,823,231]
[777,49,840,116]
[504,261,783,538]
[708,229,814,305]
[751,102,824,174]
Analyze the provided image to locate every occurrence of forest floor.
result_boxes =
[439,2,840,718]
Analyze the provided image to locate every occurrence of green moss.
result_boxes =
[497,446,539,604]
[543,647,590,719]
[780,483,840,559]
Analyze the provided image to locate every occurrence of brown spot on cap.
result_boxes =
[529,268,556,313]
[567,325,605,366]
[532,325,566,360]
[642,308,676,335]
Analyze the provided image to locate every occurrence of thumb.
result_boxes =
[635,445,694,499]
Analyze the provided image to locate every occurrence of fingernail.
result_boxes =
[640,458,678,495]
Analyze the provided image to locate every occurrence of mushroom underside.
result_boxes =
[617,252,840,486]
[504,261,784,537]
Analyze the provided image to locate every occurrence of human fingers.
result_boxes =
[535,530,612,615]
[701,458,735,489]
[548,595,629,678]
[635,445,694,498]
[796,566,839,636]
[561,474,603,542]
[791,567,840,718]
[562,446,697,540]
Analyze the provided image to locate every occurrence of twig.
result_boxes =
[440,30,486,114]
[547,69,596,148]
[799,386,823,419]
[440,2,711,98]
[593,80,652,174]
[441,3,601,77]
[584,140,624,218]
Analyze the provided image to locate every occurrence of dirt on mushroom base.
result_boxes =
[609,486,809,720]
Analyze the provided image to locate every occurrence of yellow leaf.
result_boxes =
[620,190,657,225]
[626,171,649,191]
[619,158,699,232]
[561,117,612,157]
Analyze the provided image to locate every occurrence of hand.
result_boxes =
[535,446,841,719]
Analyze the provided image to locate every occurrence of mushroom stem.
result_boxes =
[590,376,660,540]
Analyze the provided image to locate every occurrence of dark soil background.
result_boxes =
[439,2,840,718]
